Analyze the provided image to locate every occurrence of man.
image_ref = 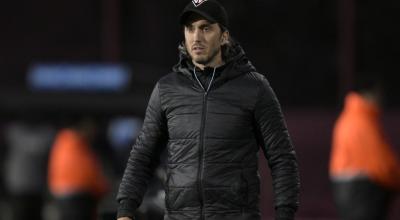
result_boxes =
[117,1,300,220]
[330,77,400,220]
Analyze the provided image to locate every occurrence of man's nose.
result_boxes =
[193,28,203,42]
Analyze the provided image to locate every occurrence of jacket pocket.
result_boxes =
[204,171,248,211]
[166,187,199,211]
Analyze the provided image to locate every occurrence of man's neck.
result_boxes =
[193,60,225,70]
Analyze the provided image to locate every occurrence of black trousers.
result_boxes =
[55,193,97,220]
[332,178,392,220]
[10,194,44,220]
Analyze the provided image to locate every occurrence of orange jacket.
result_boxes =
[330,92,400,191]
[48,129,109,198]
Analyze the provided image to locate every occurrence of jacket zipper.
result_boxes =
[198,91,208,220]
[193,67,216,220]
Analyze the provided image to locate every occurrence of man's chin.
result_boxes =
[192,57,208,65]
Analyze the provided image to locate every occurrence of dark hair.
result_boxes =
[221,36,235,62]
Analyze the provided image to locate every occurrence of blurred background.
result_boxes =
[0,0,399,219]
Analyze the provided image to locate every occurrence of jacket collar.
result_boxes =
[172,40,257,87]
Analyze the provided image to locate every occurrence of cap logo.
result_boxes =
[192,0,208,7]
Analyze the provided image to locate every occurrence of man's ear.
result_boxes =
[221,31,229,45]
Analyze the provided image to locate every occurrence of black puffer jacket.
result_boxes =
[117,42,300,220]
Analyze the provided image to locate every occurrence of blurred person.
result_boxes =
[3,120,55,220]
[116,1,299,220]
[330,76,400,220]
[48,117,109,220]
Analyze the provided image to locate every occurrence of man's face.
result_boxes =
[184,17,227,68]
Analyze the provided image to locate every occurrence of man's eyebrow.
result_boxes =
[199,23,212,28]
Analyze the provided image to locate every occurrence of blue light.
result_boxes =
[27,63,131,92]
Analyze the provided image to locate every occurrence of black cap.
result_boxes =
[180,0,229,29]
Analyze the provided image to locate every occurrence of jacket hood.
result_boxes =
[172,40,257,83]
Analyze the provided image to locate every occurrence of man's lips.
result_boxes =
[192,45,205,53]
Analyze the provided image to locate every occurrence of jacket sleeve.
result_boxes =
[253,76,300,220]
[116,82,168,219]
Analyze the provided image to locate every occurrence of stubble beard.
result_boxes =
[191,46,221,67]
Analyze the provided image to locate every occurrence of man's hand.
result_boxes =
[117,217,132,220]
